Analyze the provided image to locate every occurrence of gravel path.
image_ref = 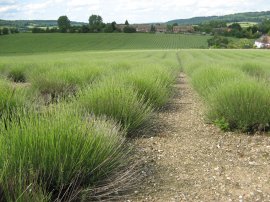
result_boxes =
[131,73,270,202]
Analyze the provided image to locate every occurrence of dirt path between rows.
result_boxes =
[131,73,270,201]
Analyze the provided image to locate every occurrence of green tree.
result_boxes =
[229,23,242,31]
[123,26,136,33]
[57,15,70,33]
[2,27,9,35]
[207,35,229,48]
[80,25,90,33]
[150,25,156,33]
[111,21,117,31]
[0,28,2,35]
[125,20,129,25]
[259,19,270,34]
[89,15,104,32]
[104,23,114,33]
[166,24,173,32]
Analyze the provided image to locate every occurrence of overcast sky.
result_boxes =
[0,0,270,23]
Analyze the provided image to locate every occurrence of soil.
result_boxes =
[129,73,270,201]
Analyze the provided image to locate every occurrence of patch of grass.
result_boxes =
[0,79,27,115]
[78,78,153,134]
[30,64,105,103]
[0,106,127,201]
[241,63,267,80]
[7,68,26,83]
[207,80,270,132]
[191,66,245,98]
[120,66,177,108]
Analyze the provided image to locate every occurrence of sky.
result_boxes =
[0,0,270,23]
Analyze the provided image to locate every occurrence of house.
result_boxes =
[116,24,126,31]
[155,24,167,33]
[254,35,270,48]
[135,24,151,32]
[173,25,194,33]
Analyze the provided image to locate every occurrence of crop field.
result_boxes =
[181,49,270,132]
[0,33,210,54]
[0,50,181,201]
[0,33,270,201]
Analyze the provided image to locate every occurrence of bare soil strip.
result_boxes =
[131,73,270,201]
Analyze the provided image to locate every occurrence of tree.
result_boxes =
[150,25,156,33]
[229,23,242,31]
[111,21,117,31]
[0,28,2,35]
[80,25,90,33]
[259,19,270,34]
[2,27,9,35]
[125,20,129,25]
[123,26,136,33]
[89,15,104,32]
[207,35,229,48]
[166,24,173,32]
[104,23,114,33]
[57,15,70,33]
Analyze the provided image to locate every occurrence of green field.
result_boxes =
[0,33,210,54]
[0,33,270,201]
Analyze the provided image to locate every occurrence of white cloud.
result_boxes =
[0,4,17,12]
[0,0,270,22]
[0,0,15,3]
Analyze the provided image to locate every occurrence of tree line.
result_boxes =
[195,19,270,39]
[0,27,19,35]
[32,15,136,33]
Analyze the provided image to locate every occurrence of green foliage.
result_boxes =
[30,64,103,103]
[208,80,270,132]
[166,24,173,32]
[240,63,267,79]
[0,50,180,200]
[227,38,254,49]
[57,16,70,33]
[119,67,177,108]
[0,79,27,115]
[191,66,244,97]
[213,118,230,131]
[125,20,129,25]
[2,27,9,35]
[0,107,126,201]
[123,26,136,33]
[181,49,270,132]
[89,15,104,32]
[259,19,270,34]
[167,11,270,25]
[78,78,153,133]
[80,25,90,33]
[104,23,114,33]
[150,25,156,33]
[207,35,230,48]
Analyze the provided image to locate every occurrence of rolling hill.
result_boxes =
[167,11,270,25]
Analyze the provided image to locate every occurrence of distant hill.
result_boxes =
[168,11,270,25]
[0,19,87,28]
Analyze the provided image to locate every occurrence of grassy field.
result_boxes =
[0,33,210,54]
[0,33,270,201]
[181,49,270,131]
[0,50,180,201]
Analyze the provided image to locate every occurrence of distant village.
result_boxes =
[116,23,194,34]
